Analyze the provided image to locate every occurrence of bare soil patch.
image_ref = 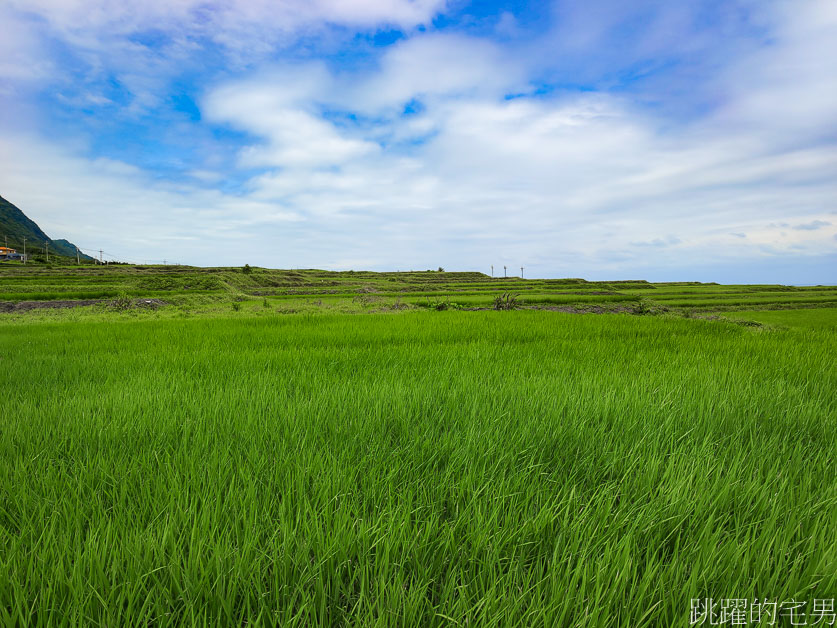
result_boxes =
[0,298,166,313]
[0,299,105,312]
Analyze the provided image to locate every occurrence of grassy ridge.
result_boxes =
[723,308,837,330]
[2,265,835,313]
[1,311,835,625]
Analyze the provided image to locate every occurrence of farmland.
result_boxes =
[1,264,836,318]
[1,264,835,625]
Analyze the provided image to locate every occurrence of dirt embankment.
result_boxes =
[0,298,166,313]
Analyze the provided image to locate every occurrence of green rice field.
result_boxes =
[1,264,836,316]
[1,264,835,625]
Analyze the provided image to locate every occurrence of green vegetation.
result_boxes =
[1,264,836,317]
[1,266,835,625]
[0,194,91,261]
[722,308,837,331]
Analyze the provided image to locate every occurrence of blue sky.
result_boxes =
[0,0,835,281]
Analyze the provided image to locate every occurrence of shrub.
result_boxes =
[353,294,382,307]
[634,298,652,315]
[425,296,453,311]
[242,264,252,274]
[111,292,133,311]
[493,293,519,310]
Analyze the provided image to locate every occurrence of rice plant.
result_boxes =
[1,310,834,625]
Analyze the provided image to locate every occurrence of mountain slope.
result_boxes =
[50,239,88,258]
[0,195,92,260]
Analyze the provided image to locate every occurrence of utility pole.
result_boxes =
[99,249,103,265]
[23,237,26,264]
[76,246,80,265]
[45,241,49,262]
[504,265,507,278]
[491,264,494,277]
[521,266,524,278]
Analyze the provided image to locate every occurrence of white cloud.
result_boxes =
[204,68,380,169]
[343,34,527,113]
[4,0,447,37]
[0,133,302,265]
[193,24,837,276]
[0,0,449,111]
[707,0,837,144]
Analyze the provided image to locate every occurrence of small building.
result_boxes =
[0,247,27,262]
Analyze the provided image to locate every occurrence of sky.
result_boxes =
[0,0,835,282]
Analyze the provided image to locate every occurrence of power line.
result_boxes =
[73,245,170,265]
[7,237,176,266]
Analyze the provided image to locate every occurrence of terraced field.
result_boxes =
[1,264,835,319]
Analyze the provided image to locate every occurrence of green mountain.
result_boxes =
[0,195,92,260]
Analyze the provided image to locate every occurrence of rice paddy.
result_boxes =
[1,265,835,625]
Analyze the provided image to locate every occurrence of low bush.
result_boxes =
[110,292,133,311]
[493,292,519,310]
